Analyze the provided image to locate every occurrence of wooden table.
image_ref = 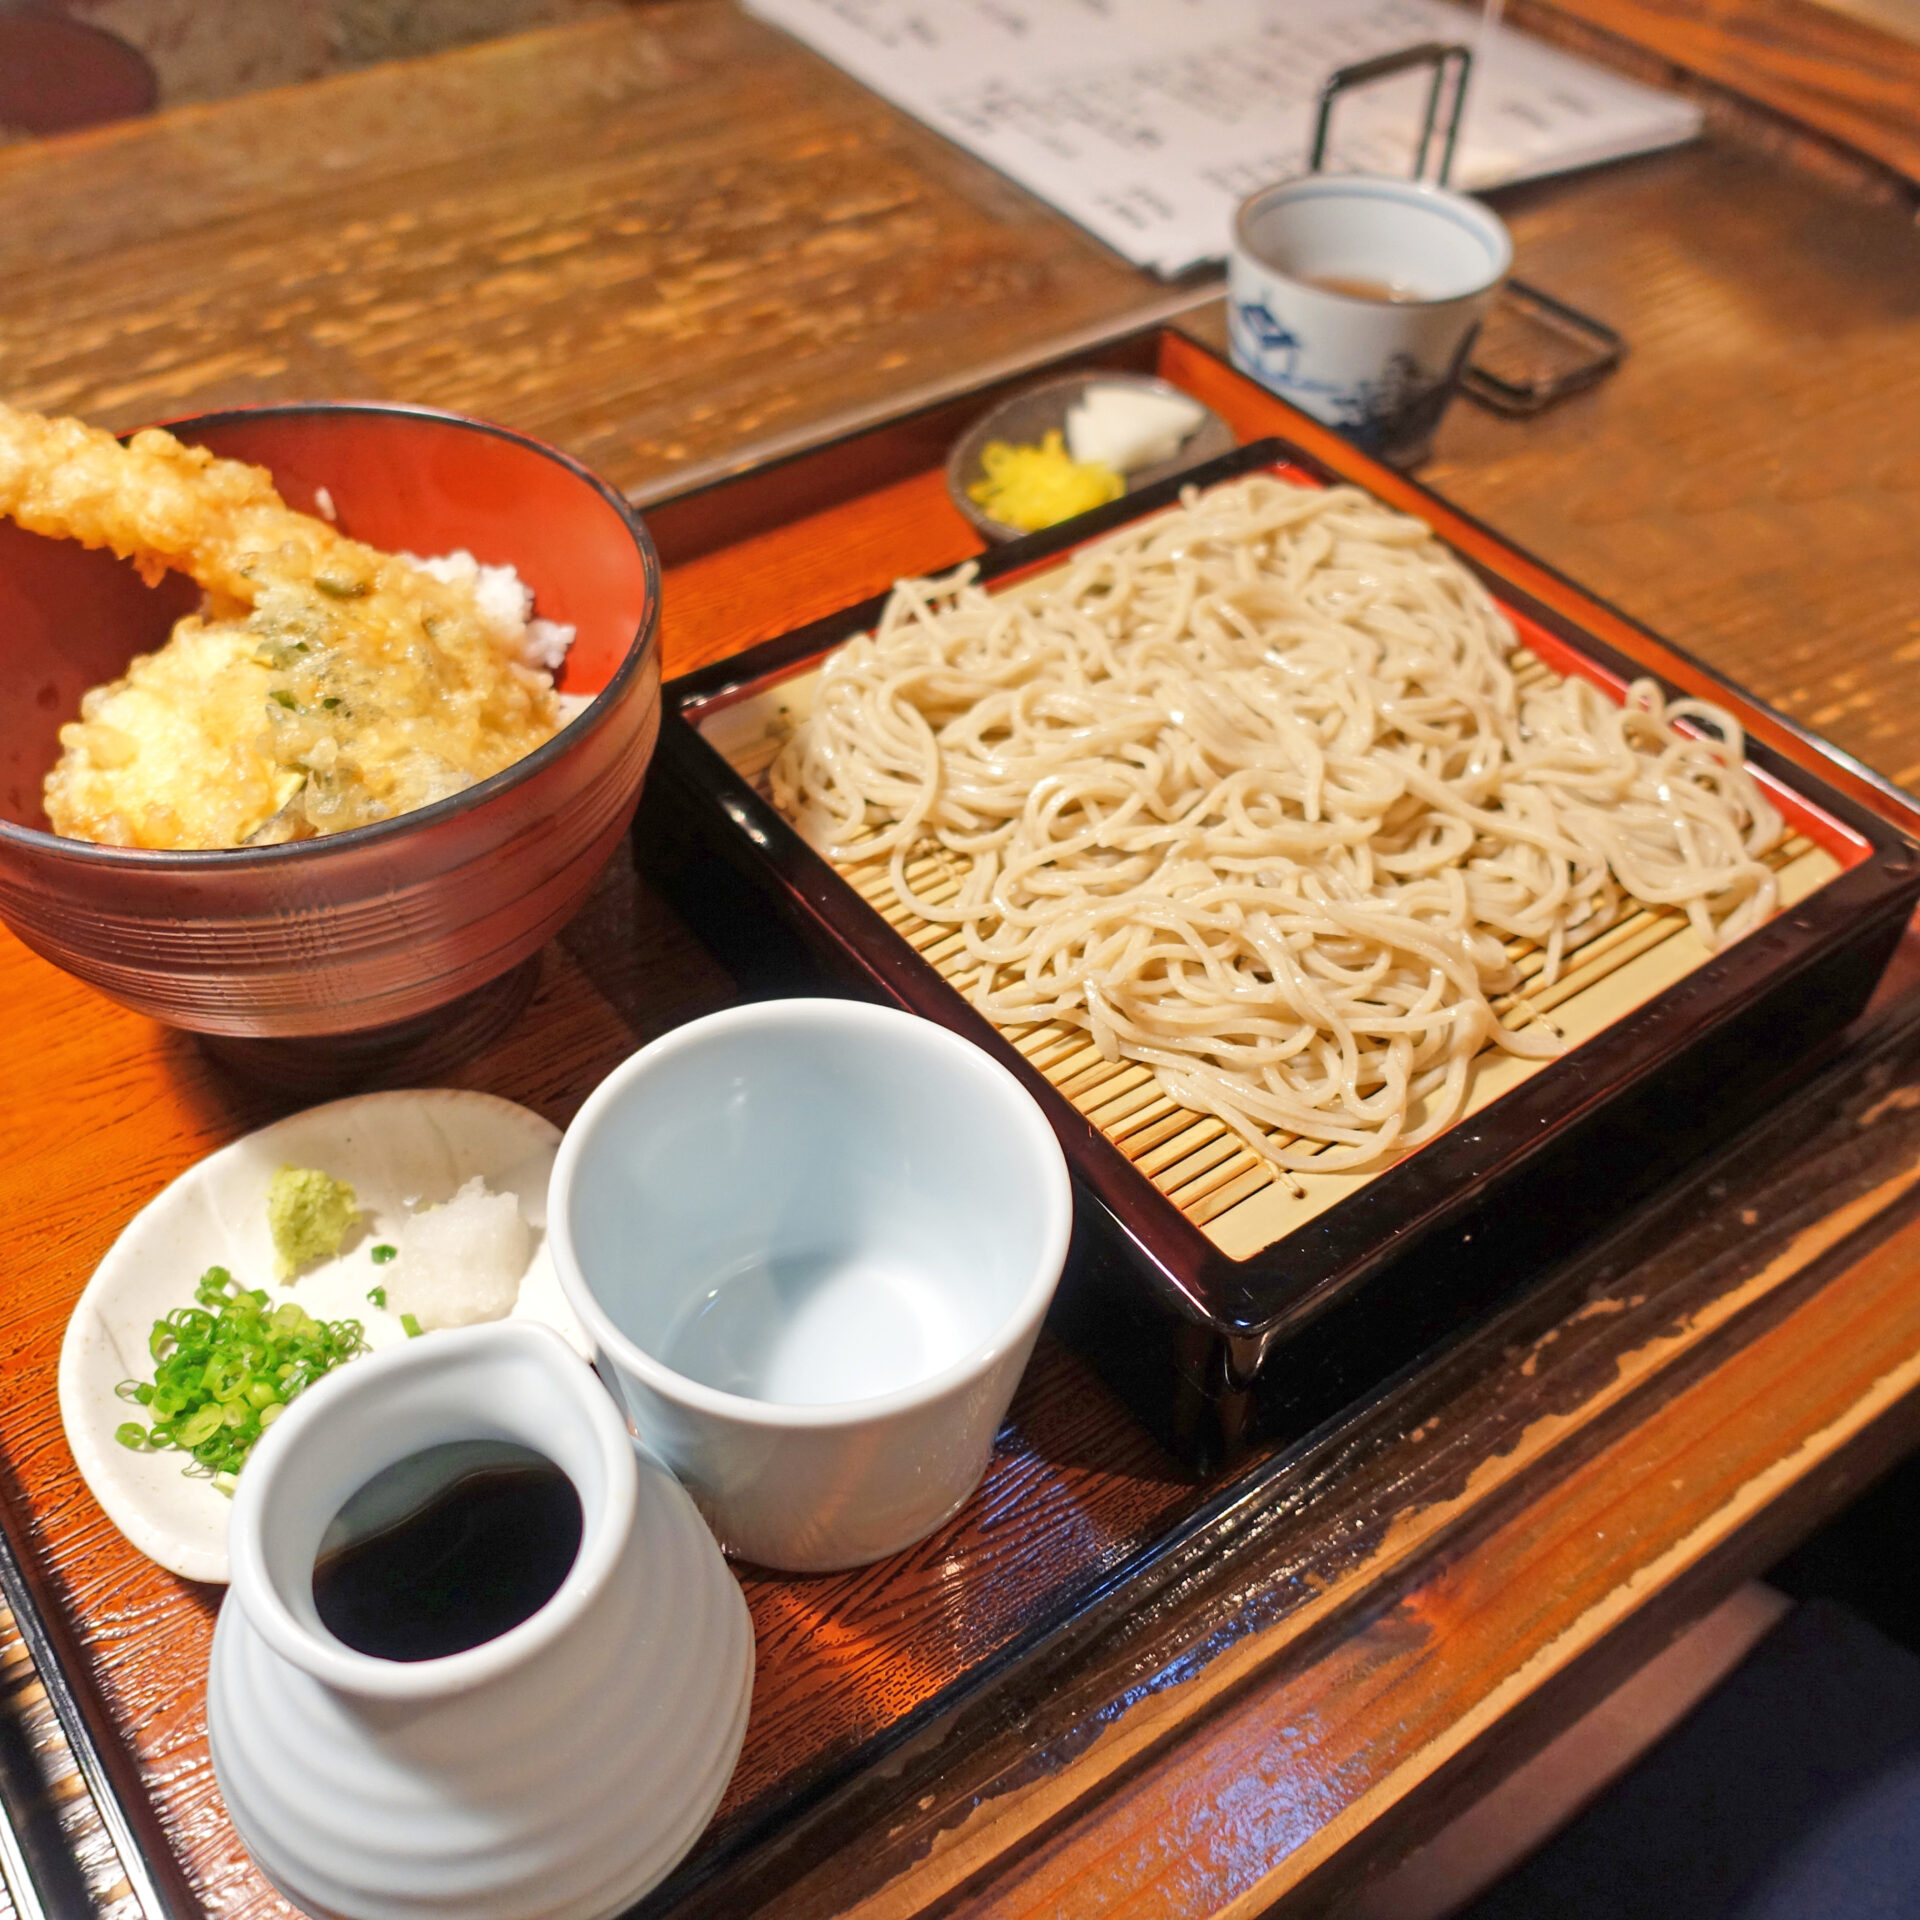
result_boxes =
[5,5,1920,1917]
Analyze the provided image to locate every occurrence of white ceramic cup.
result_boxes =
[1228,173,1512,467]
[549,999,1073,1573]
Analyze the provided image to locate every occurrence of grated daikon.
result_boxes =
[387,1176,532,1331]
[1064,384,1205,473]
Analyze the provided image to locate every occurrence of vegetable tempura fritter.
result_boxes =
[0,404,563,848]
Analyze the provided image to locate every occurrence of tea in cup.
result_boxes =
[1228,174,1511,467]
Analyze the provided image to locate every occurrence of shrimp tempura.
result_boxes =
[0,404,561,847]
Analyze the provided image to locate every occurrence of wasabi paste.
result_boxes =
[267,1164,359,1279]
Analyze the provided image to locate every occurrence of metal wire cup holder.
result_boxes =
[1309,40,1624,423]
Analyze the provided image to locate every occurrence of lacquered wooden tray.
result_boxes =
[642,354,1920,1472]
[3,327,1919,1920]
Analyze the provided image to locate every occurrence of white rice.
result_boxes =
[408,549,578,680]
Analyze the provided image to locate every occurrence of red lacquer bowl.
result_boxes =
[0,403,661,1040]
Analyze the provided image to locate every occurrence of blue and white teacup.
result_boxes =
[1228,174,1512,468]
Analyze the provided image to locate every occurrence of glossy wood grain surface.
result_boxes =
[2,5,1920,1915]
[1529,0,1920,184]
[0,2,1179,496]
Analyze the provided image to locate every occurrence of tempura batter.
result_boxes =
[0,405,562,848]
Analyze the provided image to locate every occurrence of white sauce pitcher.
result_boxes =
[209,1320,752,1920]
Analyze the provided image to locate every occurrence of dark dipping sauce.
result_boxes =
[312,1440,583,1663]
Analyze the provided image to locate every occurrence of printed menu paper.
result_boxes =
[742,0,1702,274]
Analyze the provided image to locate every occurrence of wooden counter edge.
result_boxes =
[897,1137,1920,1918]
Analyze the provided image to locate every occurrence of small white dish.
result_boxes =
[550,999,1073,1573]
[59,1088,587,1585]
[210,1320,751,1920]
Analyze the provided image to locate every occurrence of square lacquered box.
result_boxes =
[640,430,1920,1472]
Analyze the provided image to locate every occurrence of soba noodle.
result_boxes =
[771,476,1782,1174]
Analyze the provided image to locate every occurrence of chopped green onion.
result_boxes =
[366,1284,387,1307]
[371,1243,397,1265]
[176,1404,222,1447]
[269,689,297,710]
[400,1313,424,1339]
[113,1265,369,1480]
